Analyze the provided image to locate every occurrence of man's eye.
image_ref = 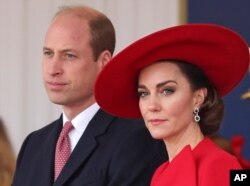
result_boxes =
[43,50,53,57]
[65,53,76,59]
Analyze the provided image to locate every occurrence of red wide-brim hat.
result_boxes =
[95,24,249,118]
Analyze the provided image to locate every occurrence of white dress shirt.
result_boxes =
[62,103,100,152]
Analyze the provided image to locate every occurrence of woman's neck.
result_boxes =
[164,123,204,162]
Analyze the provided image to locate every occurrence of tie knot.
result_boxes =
[61,121,74,136]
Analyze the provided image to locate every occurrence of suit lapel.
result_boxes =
[39,117,63,186]
[54,109,115,186]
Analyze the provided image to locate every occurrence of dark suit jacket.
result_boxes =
[12,109,167,186]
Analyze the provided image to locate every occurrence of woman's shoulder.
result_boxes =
[196,137,242,170]
[195,138,241,185]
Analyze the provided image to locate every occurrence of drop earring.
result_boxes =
[194,107,200,122]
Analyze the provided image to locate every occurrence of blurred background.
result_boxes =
[0,0,249,168]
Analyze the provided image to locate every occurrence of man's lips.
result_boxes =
[46,81,67,90]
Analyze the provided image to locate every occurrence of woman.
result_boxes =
[0,118,16,186]
[94,24,249,185]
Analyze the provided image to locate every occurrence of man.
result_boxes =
[12,5,167,186]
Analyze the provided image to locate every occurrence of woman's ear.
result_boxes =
[194,88,207,107]
[97,50,112,69]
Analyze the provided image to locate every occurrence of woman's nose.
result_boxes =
[147,96,161,112]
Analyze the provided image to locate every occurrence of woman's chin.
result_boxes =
[149,131,167,140]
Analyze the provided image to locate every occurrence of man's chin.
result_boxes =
[48,97,65,105]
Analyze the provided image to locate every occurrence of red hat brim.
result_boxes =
[95,24,249,118]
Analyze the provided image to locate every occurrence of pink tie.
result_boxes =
[54,121,74,181]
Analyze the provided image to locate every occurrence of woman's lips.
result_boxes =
[148,119,167,125]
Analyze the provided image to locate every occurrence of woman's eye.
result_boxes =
[138,91,149,98]
[163,88,174,95]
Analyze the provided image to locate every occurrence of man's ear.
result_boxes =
[194,88,207,107]
[97,50,112,69]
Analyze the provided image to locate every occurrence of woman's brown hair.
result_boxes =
[0,118,16,186]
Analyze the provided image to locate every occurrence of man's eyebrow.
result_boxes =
[42,47,74,53]
[43,47,51,51]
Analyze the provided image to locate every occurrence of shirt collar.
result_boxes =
[62,103,100,134]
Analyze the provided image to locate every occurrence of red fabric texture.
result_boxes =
[231,135,250,169]
[151,138,242,186]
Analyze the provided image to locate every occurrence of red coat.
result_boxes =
[151,137,242,186]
